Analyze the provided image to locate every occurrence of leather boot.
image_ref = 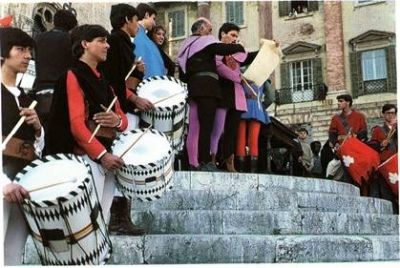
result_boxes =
[250,156,258,173]
[210,153,217,167]
[224,154,237,173]
[236,156,246,172]
[108,196,146,236]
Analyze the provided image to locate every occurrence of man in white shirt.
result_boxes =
[1,27,44,265]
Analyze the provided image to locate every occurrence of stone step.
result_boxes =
[172,171,360,195]
[132,210,399,236]
[133,189,394,214]
[23,234,400,264]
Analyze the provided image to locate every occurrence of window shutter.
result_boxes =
[350,51,362,97]
[279,1,290,17]
[308,1,319,12]
[279,62,292,104]
[386,45,397,93]
[312,57,324,100]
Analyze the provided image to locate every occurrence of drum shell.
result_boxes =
[15,154,111,265]
[112,129,174,201]
[337,137,380,186]
[137,75,188,153]
[378,153,398,197]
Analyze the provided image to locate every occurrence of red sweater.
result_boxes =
[66,70,128,160]
[329,110,367,144]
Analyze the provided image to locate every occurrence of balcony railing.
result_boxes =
[361,79,387,95]
[275,83,327,105]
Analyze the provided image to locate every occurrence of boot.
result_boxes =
[224,154,237,173]
[108,196,146,236]
[250,156,258,173]
[210,153,217,167]
[236,156,246,172]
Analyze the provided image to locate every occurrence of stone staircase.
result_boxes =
[23,171,399,264]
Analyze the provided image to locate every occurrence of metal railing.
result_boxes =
[275,83,327,105]
[360,79,388,95]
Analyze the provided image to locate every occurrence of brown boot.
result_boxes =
[108,197,146,236]
[210,153,217,167]
[224,154,237,173]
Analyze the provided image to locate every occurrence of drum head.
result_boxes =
[16,154,90,202]
[112,129,171,165]
[137,76,187,108]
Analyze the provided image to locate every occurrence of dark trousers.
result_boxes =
[194,97,218,164]
[219,109,242,160]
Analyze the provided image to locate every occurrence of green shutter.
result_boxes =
[279,62,292,104]
[308,1,319,12]
[279,1,290,17]
[386,45,397,93]
[350,51,362,97]
[312,57,324,100]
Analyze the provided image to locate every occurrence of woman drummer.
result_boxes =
[46,24,128,225]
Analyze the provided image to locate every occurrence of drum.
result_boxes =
[15,154,112,265]
[337,137,380,186]
[137,75,187,152]
[112,128,173,202]
[378,153,398,197]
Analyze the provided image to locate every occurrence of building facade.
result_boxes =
[1,1,396,142]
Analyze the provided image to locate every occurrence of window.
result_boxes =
[279,1,319,17]
[290,60,314,102]
[225,1,244,25]
[349,30,396,97]
[362,49,387,81]
[168,10,185,38]
[278,42,325,105]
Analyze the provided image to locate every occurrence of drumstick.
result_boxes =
[125,56,142,81]
[27,178,78,193]
[241,77,257,97]
[119,125,152,158]
[88,96,118,143]
[2,100,37,150]
[133,91,186,113]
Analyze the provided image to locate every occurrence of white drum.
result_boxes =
[137,75,187,152]
[112,128,173,202]
[15,154,112,265]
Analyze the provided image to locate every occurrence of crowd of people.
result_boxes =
[1,2,398,265]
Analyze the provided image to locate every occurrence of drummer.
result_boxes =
[368,104,398,207]
[369,104,397,162]
[1,27,44,265]
[46,24,128,228]
[328,93,368,184]
[99,3,150,236]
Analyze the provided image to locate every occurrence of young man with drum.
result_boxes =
[99,3,150,236]
[46,25,128,230]
[177,18,245,171]
[1,27,45,265]
[328,94,368,184]
[368,104,398,212]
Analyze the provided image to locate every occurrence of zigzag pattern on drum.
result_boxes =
[142,104,186,119]
[37,234,112,265]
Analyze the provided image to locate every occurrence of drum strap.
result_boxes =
[87,120,116,140]
[338,114,350,133]
[2,136,36,161]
